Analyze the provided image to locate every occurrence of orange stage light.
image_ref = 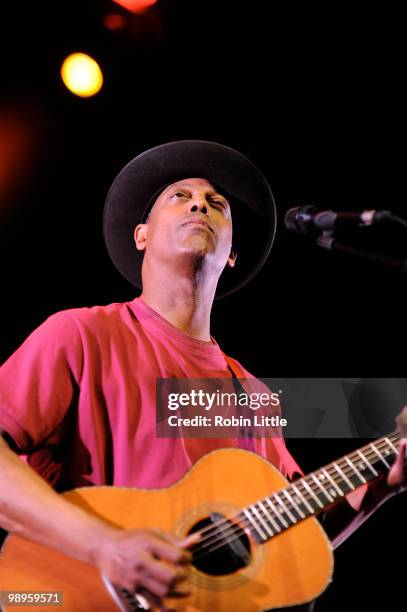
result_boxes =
[112,0,158,14]
[103,13,126,31]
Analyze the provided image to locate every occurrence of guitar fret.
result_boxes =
[239,433,401,547]
[301,479,324,509]
[356,449,378,477]
[321,468,343,498]
[310,473,334,503]
[243,507,267,541]
[370,443,390,468]
[344,456,366,484]
[258,500,281,532]
[251,504,274,538]
[291,483,315,514]
[385,437,398,455]
[333,461,355,490]
[283,488,305,519]
[274,492,297,524]
[265,497,289,528]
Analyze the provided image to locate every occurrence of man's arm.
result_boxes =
[0,433,193,599]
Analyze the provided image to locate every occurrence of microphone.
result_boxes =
[285,205,392,235]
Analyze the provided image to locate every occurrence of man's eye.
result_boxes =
[173,192,188,198]
[211,199,226,209]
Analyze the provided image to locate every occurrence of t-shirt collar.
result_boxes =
[129,296,222,353]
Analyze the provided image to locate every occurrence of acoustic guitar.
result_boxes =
[0,432,401,611]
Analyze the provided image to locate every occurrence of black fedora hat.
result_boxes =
[103,140,276,299]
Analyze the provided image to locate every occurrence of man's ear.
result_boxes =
[134,223,148,251]
[227,248,237,268]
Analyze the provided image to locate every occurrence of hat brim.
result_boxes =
[103,140,276,299]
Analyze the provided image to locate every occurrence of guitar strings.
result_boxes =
[191,432,401,561]
[190,432,402,560]
[191,432,401,554]
[188,432,401,562]
[192,432,398,541]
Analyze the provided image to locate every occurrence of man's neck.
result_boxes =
[140,285,214,343]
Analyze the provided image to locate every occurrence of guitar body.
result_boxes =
[0,448,333,611]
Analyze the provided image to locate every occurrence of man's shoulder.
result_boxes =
[37,301,136,344]
[49,300,133,327]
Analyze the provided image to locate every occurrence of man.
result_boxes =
[0,141,406,611]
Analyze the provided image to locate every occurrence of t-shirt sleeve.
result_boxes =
[0,312,83,453]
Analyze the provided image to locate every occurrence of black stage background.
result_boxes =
[0,2,405,609]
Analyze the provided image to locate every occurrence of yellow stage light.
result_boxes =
[60,53,103,98]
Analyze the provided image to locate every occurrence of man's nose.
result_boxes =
[189,198,209,215]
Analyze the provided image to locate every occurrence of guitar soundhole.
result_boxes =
[188,513,251,576]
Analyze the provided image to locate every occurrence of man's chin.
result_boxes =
[177,238,214,258]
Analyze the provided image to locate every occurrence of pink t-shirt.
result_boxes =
[0,298,302,491]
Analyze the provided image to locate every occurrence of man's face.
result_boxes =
[134,177,236,276]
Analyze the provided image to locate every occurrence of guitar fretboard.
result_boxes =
[239,432,401,542]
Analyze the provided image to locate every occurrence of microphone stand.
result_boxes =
[317,232,407,274]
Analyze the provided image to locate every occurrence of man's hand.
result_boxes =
[387,405,407,491]
[94,528,197,609]
[368,405,407,504]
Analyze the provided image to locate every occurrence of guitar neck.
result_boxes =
[241,432,401,542]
